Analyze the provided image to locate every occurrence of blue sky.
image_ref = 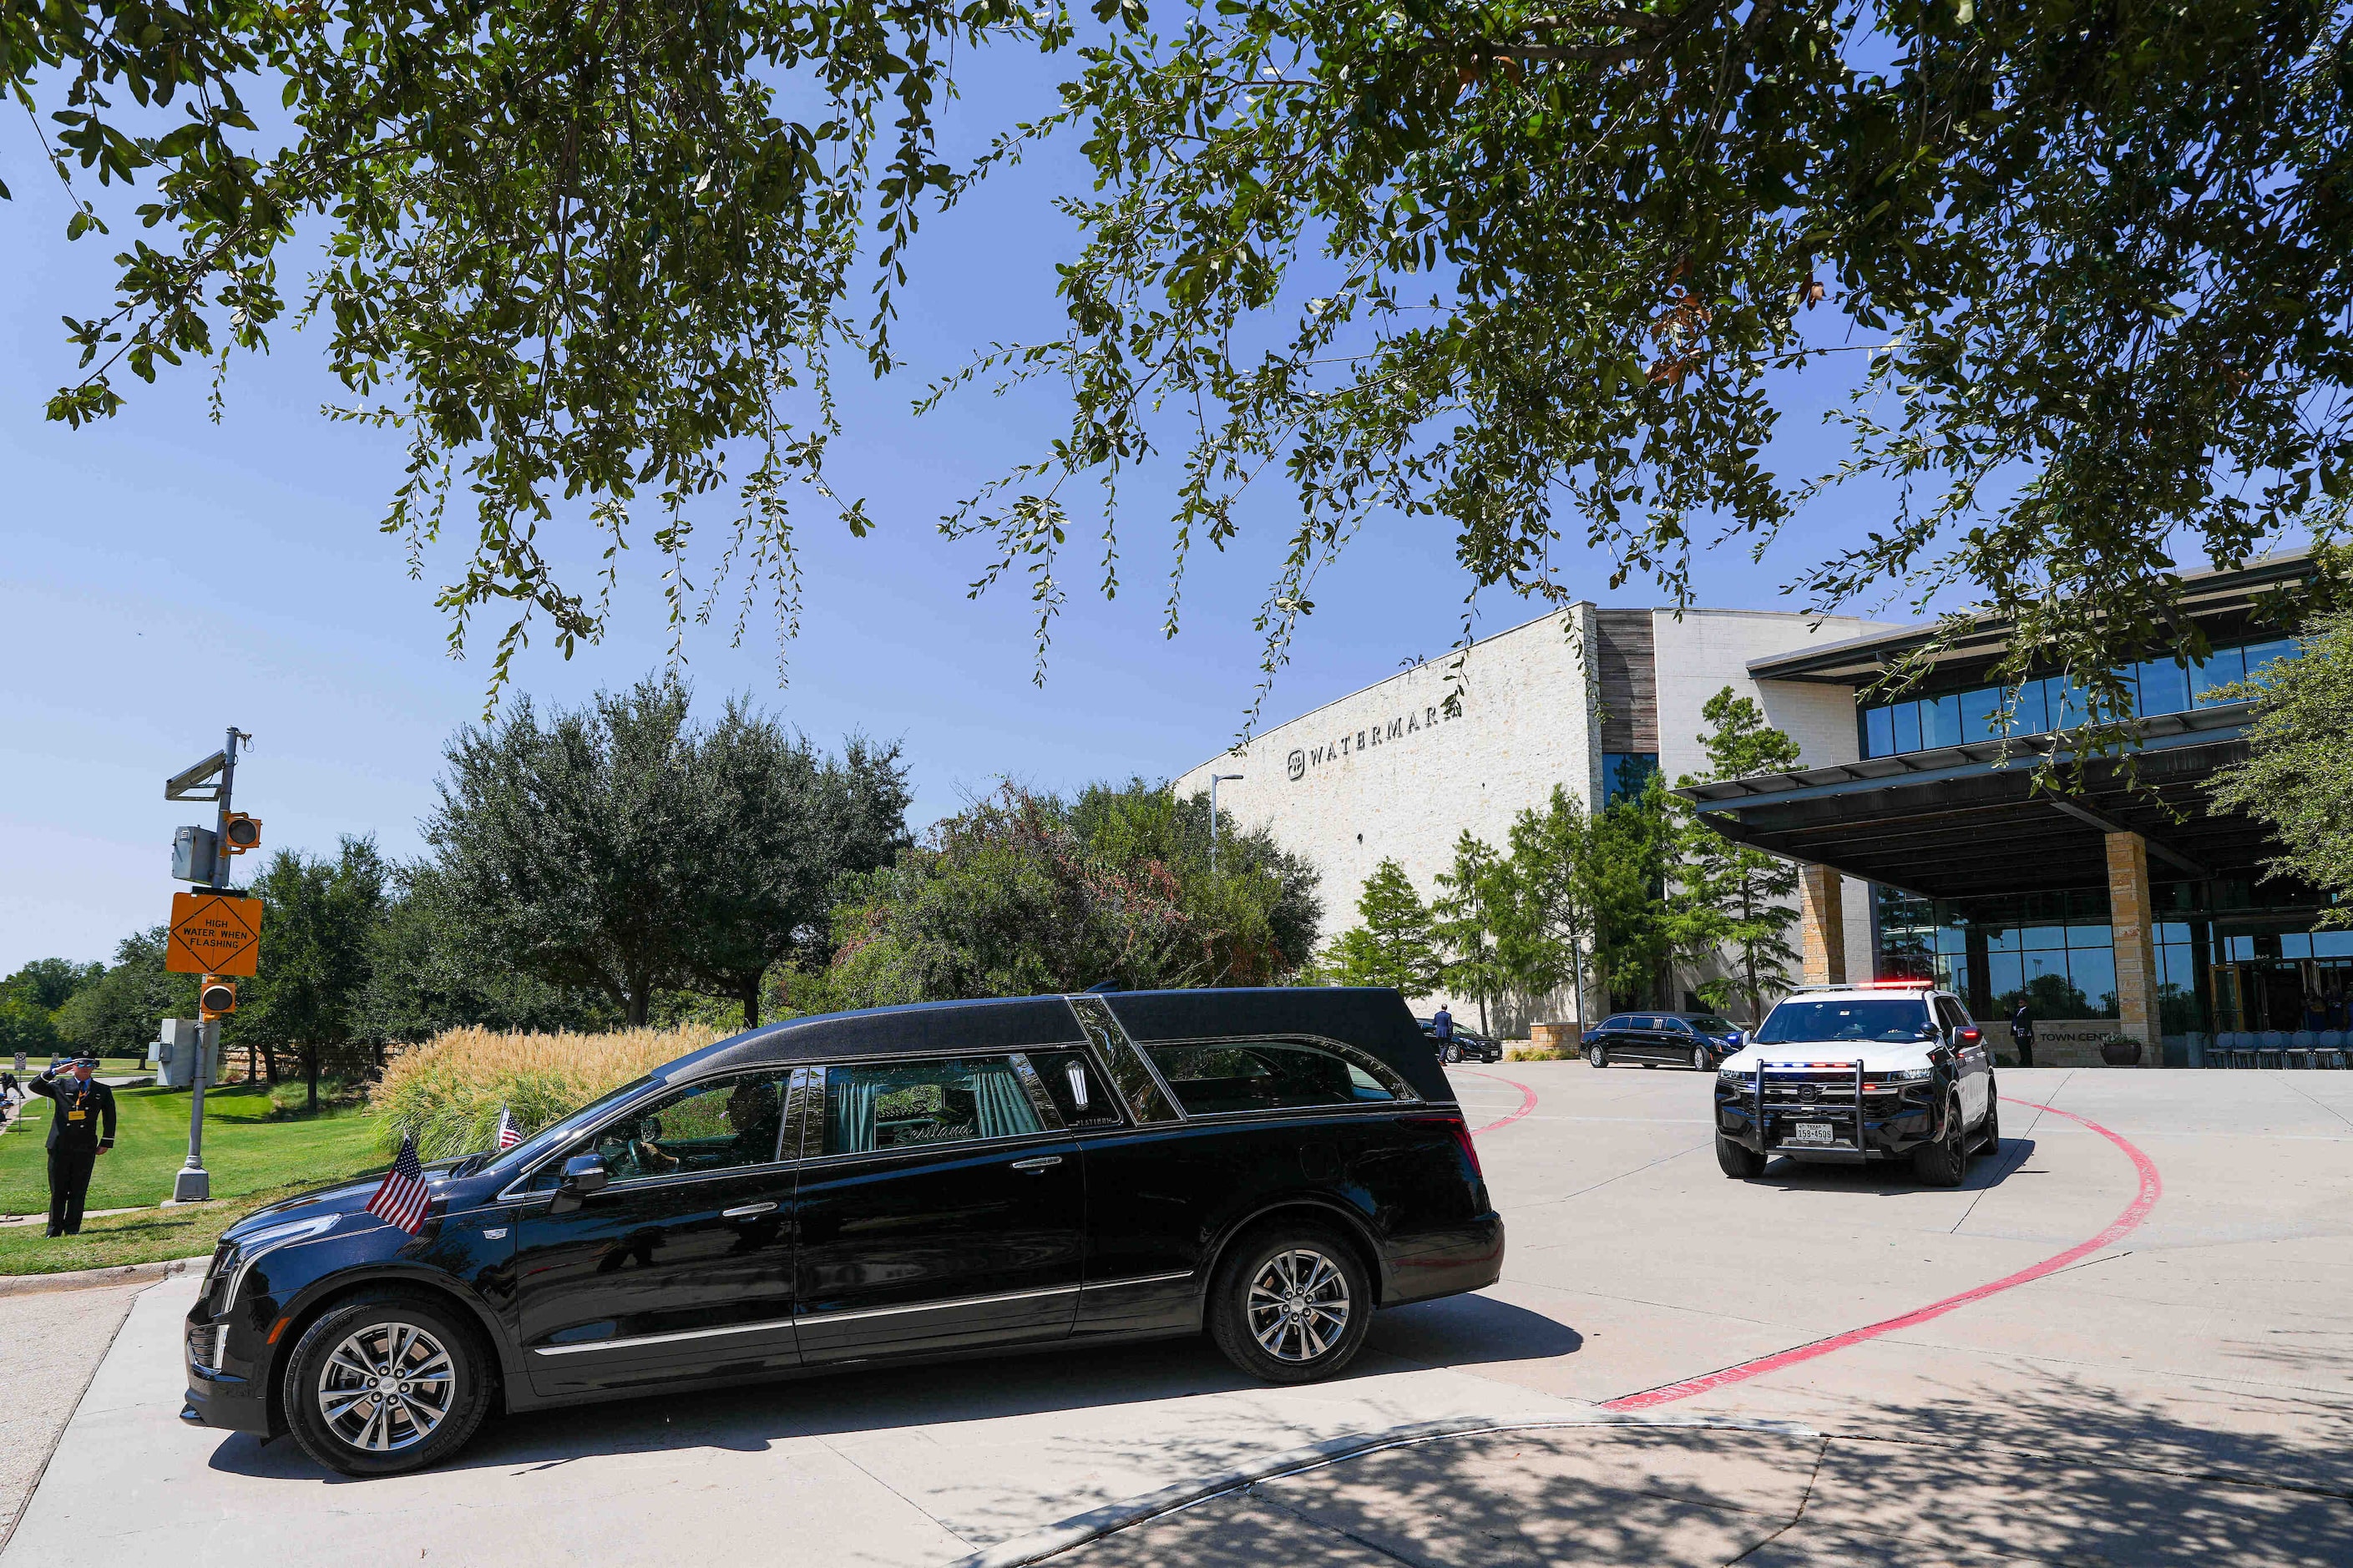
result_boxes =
[2,53,1921,974]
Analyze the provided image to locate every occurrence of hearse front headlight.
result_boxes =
[221,1213,341,1307]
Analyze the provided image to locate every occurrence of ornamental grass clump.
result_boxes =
[372,1024,724,1161]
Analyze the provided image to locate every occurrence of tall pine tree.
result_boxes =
[1433,832,1510,1035]
[1329,859,1443,998]
[1676,688,1804,1022]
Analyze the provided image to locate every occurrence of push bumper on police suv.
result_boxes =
[1713,1058,1951,1163]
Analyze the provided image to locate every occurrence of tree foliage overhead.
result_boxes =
[961,0,2353,722]
[19,3,2353,718]
[4,0,1078,689]
[2209,612,2353,918]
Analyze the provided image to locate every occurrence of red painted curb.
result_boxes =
[1460,1070,1539,1136]
[1600,1095,2164,1411]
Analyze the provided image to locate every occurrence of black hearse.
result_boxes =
[182,989,1504,1475]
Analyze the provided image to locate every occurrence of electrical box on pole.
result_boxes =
[149,1019,219,1090]
[171,825,220,883]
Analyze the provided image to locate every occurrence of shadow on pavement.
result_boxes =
[1746,1136,2037,1197]
[204,1329,1404,1484]
[1362,1290,1582,1367]
[1066,1370,2353,1567]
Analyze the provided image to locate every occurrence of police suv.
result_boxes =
[1712,982,1998,1186]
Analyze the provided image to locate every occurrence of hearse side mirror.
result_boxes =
[550,1153,609,1213]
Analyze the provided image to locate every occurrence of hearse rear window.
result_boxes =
[1142,1039,1395,1117]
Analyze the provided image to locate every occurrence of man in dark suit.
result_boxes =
[2010,1003,2035,1069]
[29,1056,116,1237]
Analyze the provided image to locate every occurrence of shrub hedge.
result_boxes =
[372,1024,726,1161]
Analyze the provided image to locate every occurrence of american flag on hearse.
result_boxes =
[496,1105,523,1150]
[367,1134,433,1234]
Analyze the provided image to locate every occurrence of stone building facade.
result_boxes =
[1174,604,1900,1030]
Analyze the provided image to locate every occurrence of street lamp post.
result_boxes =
[1208,773,1245,873]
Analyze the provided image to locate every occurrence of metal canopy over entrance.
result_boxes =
[1676,701,2264,900]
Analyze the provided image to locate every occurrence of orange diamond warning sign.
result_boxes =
[167,893,263,976]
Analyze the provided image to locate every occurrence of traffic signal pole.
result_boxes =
[168,726,246,1205]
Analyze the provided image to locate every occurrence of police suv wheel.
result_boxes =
[1208,1224,1372,1384]
[1716,1134,1765,1179]
[283,1291,493,1476]
[1912,1094,1968,1189]
[1979,1094,2001,1156]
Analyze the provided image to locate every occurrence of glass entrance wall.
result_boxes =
[2206,929,2353,1032]
[1877,878,2350,1039]
[1875,885,2206,1031]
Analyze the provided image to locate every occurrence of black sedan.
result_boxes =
[180,989,1504,1476]
[1584,1012,1745,1071]
[1417,1019,1504,1064]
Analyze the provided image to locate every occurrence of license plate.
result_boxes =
[1789,1121,1835,1146]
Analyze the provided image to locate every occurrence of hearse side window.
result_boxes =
[1141,1039,1397,1117]
[1026,1049,1124,1128]
[822,1058,1042,1155]
[1066,994,1182,1123]
[1598,1016,1629,1032]
[578,1070,794,1185]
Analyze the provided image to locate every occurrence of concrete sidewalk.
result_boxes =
[0,1272,1601,1568]
[0,1279,143,1551]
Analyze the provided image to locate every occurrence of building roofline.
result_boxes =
[1676,698,2256,809]
[1745,548,2319,685]
[1173,601,1896,783]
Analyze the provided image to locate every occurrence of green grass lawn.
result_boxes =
[0,1180,344,1276]
[13,1055,148,1075]
[0,1080,386,1222]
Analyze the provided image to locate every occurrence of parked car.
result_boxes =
[1582,1012,1745,1071]
[1712,982,1997,1186]
[180,989,1504,1476]
[1417,1018,1504,1064]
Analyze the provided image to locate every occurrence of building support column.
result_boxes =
[2107,831,2164,1066]
[1799,865,1847,986]
[1963,922,1992,1019]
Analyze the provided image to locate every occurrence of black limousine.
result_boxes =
[183,989,1505,1474]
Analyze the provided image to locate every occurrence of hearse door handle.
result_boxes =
[1010,1156,1063,1174]
[722,1201,779,1219]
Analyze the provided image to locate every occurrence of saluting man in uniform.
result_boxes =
[29,1056,116,1237]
